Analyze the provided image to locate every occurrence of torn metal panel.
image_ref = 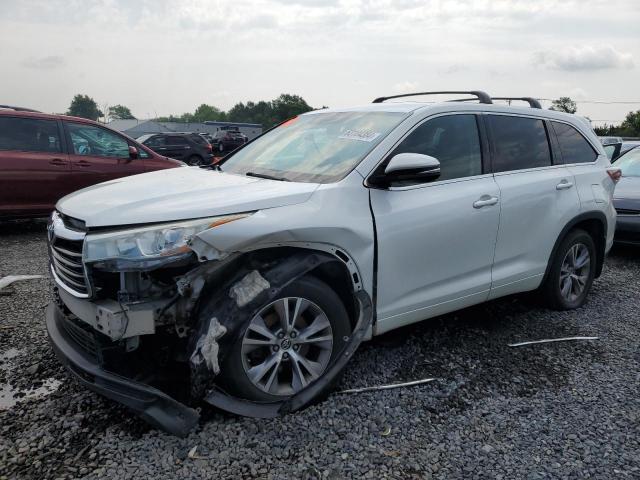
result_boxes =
[190,317,227,374]
[508,336,599,347]
[229,270,271,308]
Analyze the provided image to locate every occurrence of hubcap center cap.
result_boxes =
[280,338,292,350]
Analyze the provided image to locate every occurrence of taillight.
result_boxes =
[607,168,622,183]
[207,143,212,152]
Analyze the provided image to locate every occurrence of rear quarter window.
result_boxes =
[551,122,598,164]
[489,115,552,172]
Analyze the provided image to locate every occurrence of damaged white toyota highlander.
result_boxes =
[46,91,619,436]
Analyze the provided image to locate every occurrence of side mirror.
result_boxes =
[383,153,441,184]
[128,145,139,159]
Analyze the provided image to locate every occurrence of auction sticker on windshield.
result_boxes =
[339,129,381,142]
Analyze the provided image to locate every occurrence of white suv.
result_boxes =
[46,91,619,435]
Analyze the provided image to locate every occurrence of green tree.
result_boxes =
[67,94,102,121]
[550,97,577,114]
[108,104,135,120]
[620,110,640,136]
[192,104,226,122]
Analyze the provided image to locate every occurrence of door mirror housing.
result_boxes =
[128,145,139,159]
[382,153,441,185]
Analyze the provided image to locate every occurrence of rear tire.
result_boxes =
[217,275,350,402]
[540,229,596,310]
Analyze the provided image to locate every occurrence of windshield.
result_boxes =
[616,147,640,177]
[221,111,407,183]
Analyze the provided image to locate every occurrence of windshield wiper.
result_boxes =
[245,171,290,182]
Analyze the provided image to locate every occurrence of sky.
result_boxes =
[1,0,639,125]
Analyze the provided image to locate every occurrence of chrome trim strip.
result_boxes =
[51,265,89,299]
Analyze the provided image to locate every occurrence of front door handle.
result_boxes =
[76,160,92,167]
[49,158,67,166]
[556,180,574,190]
[473,196,499,209]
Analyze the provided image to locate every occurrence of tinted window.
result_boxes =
[0,117,61,153]
[191,134,208,145]
[66,123,129,158]
[167,136,188,145]
[552,122,597,164]
[145,135,165,147]
[489,116,551,172]
[390,114,482,181]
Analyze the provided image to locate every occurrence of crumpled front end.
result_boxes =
[46,209,373,435]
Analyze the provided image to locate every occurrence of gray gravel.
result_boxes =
[1,219,639,479]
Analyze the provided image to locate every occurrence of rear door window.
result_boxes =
[489,115,552,172]
[551,122,598,164]
[0,117,61,153]
[167,136,189,146]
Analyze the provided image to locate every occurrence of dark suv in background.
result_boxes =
[211,129,246,153]
[0,106,182,219]
[137,132,214,165]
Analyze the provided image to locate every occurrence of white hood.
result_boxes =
[56,167,319,227]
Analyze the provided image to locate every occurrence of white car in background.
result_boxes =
[46,91,619,435]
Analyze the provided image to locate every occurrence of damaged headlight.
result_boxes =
[84,214,251,266]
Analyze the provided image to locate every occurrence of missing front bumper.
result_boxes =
[45,302,199,437]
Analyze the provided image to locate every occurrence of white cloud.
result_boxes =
[22,55,65,70]
[535,45,634,71]
[392,81,419,93]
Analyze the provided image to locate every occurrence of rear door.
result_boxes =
[0,116,69,216]
[164,135,192,160]
[486,114,581,299]
[370,113,501,333]
[64,121,146,191]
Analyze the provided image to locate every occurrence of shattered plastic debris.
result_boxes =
[508,336,599,347]
[190,318,227,374]
[338,378,436,395]
[0,275,45,293]
[229,270,271,308]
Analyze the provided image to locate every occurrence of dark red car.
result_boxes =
[0,106,183,219]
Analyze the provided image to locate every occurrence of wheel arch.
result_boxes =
[542,211,608,283]
[185,246,373,417]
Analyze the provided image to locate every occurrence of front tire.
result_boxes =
[187,154,203,165]
[540,229,596,310]
[218,275,350,402]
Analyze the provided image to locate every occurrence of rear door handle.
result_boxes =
[76,160,92,167]
[473,196,499,208]
[556,180,574,190]
[49,158,67,166]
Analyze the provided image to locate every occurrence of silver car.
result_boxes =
[46,91,618,435]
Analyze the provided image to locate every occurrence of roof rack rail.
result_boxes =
[0,105,41,113]
[372,91,493,105]
[491,97,542,109]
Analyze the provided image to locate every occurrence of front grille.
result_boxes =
[50,235,89,295]
[60,314,99,360]
[616,208,639,216]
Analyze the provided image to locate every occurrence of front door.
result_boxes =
[370,114,501,334]
[64,121,146,192]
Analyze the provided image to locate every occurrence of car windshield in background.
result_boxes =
[221,111,407,183]
[615,148,640,176]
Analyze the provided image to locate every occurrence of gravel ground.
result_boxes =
[0,219,639,479]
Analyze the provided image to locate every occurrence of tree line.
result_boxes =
[65,93,640,137]
[66,93,315,128]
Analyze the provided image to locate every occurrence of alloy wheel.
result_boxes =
[559,243,591,303]
[240,297,334,396]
